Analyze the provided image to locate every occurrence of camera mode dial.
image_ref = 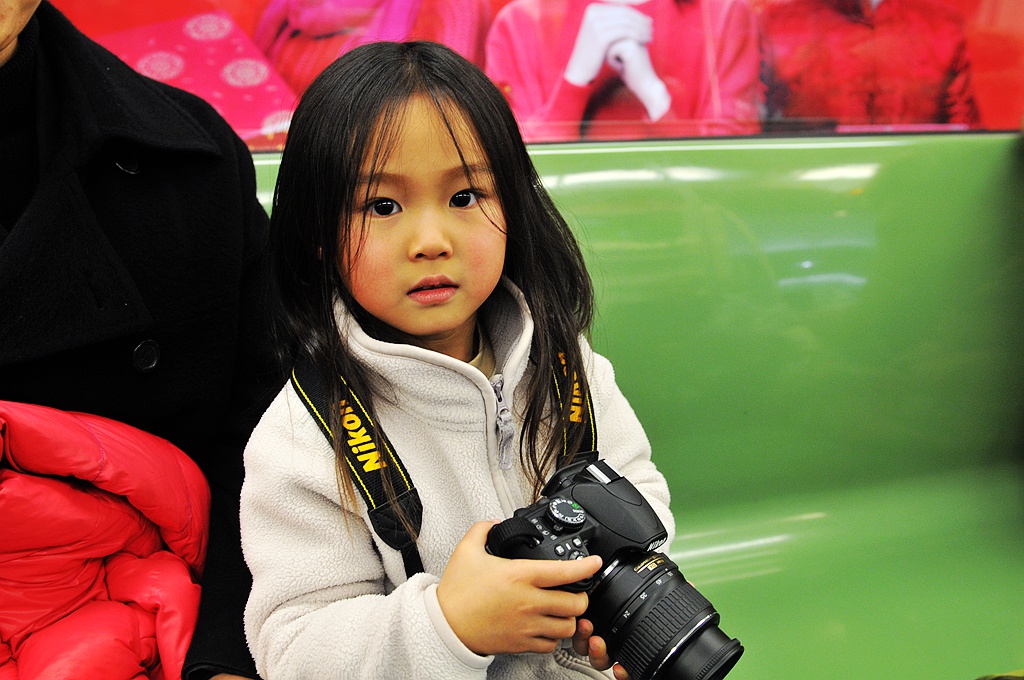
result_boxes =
[547,497,586,529]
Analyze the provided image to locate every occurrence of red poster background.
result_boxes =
[52,0,1024,145]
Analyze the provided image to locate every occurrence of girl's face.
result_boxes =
[340,94,507,362]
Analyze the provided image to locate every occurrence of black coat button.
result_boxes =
[133,340,160,372]
[115,153,141,175]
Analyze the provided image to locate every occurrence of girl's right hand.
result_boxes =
[563,3,653,87]
[436,521,603,656]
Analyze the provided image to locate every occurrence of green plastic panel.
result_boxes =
[521,134,1024,507]
[254,132,1024,679]
[673,463,1023,679]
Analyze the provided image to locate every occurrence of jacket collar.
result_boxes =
[35,1,221,168]
[336,280,535,416]
[341,279,533,366]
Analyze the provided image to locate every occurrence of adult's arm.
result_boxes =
[182,132,284,680]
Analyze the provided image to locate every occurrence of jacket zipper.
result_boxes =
[490,374,515,470]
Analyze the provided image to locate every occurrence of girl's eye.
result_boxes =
[369,198,401,217]
[450,190,479,209]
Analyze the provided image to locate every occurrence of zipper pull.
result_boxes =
[491,375,515,470]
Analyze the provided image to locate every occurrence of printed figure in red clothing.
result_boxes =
[254,0,491,95]
[485,0,764,142]
[760,0,981,130]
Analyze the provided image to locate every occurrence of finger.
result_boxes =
[535,588,590,619]
[613,663,632,680]
[537,614,580,642]
[527,554,603,589]
[588,634,616,672]
[468,518,499,540]
[463,519,501,547]
[573,618,594,656]
[522,635,561,655]
[516,616,584,653]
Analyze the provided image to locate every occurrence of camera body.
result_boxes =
[485,458,667,590]
[486,458,743,680]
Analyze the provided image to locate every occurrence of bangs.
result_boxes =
[347,91,503,244]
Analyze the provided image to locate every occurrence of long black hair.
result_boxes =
[269,40,595,524]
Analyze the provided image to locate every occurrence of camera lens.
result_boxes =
[585,552,743,680]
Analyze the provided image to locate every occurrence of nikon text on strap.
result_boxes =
[290,353,597,578]
[554,351,598,464]
[290,357,424,577]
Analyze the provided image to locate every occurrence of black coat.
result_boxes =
[0,3,283,677]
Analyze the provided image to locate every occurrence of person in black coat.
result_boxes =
[0,2,284,678]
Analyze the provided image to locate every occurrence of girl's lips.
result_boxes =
[408,277,458,305]
[408,285,457,305]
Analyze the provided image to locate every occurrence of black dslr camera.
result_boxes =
[486,459,743,680]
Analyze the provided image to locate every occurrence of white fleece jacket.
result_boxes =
[241,282,674,679]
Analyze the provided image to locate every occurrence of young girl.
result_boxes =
[240,40,674,679]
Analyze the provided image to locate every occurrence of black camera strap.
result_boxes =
[290,357,424,577]
[554,351,598,464]
[290,352,597,578]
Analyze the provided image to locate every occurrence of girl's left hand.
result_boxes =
[573,618,631,680]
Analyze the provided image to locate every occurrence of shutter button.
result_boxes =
[133,340,160,372]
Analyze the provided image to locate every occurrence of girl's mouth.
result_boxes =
[408,277,457,304]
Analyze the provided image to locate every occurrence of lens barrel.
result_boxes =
[585,552,743,680]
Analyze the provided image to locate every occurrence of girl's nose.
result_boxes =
[409,214,452,260]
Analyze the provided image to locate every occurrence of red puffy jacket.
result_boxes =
[0,401,210,680]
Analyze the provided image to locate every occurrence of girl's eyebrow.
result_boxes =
[357,162,493,187]
[438,162,495,186]
[450,162,492,179]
